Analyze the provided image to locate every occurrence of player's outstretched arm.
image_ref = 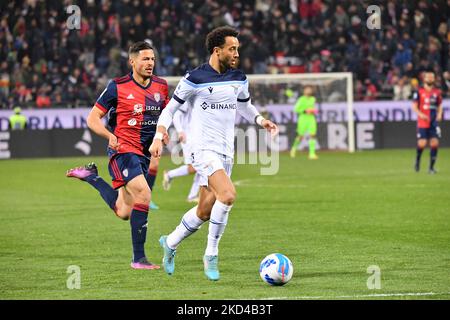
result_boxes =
[260,117,279,137]
[149,98,183,158]
[87,106,120,151]
[237,100,279,136]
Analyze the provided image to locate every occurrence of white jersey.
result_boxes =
[157,63,261,158]
[172,63,251,157]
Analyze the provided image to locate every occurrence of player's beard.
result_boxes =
[230,58,239,69]
[138,68,153,81]
[134,71,153,83]
[425,80,434,87]
[138,62,154,78]
[220,56,238,71]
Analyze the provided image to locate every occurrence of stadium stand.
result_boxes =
[0,0,449,109]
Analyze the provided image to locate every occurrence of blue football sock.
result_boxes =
[130,204,149,262]
[416,147,424,165]
[85,175,118,210]
[430,148,438,170]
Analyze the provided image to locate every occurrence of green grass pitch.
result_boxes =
[1,149,449,300]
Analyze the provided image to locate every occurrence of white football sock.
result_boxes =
[205,200,233,256]
[167,165,189,179]
[166,205,204,249]
[187,173,201,199]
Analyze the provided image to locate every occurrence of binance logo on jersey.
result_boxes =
[211,103,236,110]
[200,101,237,110]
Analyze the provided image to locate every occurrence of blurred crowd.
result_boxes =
[0,0,449,109]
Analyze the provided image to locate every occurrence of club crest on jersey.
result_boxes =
[154,92,160,102]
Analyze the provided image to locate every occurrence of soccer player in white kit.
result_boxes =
[150,26,278,281]
[162,99,201,202]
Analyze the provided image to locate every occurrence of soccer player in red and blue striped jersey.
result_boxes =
[412,71,443,174]
[67,41,169,269]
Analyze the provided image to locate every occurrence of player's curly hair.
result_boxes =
[128,41,153,56]
[205,26,239,54]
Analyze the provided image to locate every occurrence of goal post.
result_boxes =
[164,72,355,153]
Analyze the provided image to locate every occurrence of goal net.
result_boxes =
[164,72,354,155]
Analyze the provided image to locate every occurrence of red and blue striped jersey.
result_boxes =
[95,72,169,157]
[413,87,442,128]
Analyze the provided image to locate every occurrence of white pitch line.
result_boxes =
[233,179,251,186]
[258,291,450,300]
[233,179,306,188]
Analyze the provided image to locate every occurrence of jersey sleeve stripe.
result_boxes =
[182,77,247,88]
[173,94,185,104]
[94,102,108,113]
[181,78,198,88]
[237,96,250,102]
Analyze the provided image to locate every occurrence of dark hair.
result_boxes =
[205,26,239,54]
[128,41,153,56]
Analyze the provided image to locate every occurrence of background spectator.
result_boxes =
[0,0,449,109]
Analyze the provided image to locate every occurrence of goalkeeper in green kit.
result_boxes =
[290,86,318,159]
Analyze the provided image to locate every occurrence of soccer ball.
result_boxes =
[259,253,294,286]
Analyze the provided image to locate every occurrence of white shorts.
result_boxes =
[191,150,233,187]
[181,142,192,165]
